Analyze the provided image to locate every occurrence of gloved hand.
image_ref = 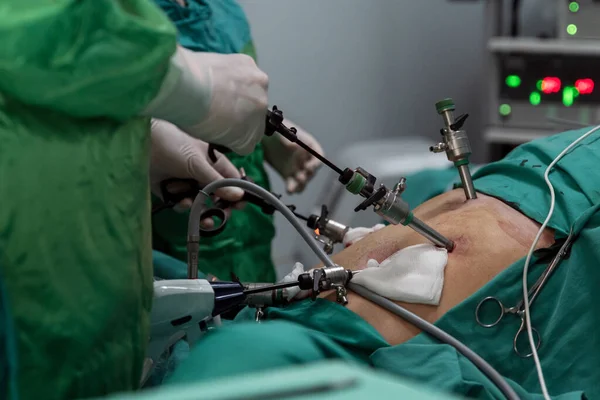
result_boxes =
[143,45,269,156]
[150,119,245,214]
[263,120,324,193]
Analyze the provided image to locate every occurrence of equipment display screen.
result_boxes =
[499,54,600,107]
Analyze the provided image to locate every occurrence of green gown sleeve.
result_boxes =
[0,273,18,400]
[0,0,176,120]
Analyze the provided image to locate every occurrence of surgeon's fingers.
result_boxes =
[200,217,214,229]
[173,202,222,229]
[173,198,194,213]
[233,201,246,211]
[207,150,245,203]
[199,207,232,230]
[286,177,299,194]
[212,150,242,180]
[304,156,322,177]
[286,170,308,194]
[188,154,244,203]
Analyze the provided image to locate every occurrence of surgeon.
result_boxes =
[0,1,271,399]
[151,0,324,283]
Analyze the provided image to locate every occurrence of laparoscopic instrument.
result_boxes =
[475,227,577,358]
[153,173,349,254]
[147,104,520,400]
[145,262,355,384]
[430,98,477,200]
[306,205,349,254]
[145,178,357,384]
[170,178,519,400]
[264,105,455,251]
[156,102,463,251]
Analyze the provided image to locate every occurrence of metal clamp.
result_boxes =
[335,285,348,305]
[371,178,411,226]
[308,266,353,305]
[314,234,335,255]
[307,205,349,254]
[255,307,265,323]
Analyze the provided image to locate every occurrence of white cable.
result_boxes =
[522,124,600,400]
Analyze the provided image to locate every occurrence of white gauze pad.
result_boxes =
[351,243,448,305]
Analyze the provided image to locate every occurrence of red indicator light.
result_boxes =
[541,77,562,94]
[575,79,595,95]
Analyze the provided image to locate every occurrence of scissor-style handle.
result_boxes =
[197,207,228,238]
[513,318,541,358]
[475,296,508,328]
[152,179,201,215]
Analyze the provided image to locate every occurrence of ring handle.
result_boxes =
[514,326,541,358]
[198,208,228,238]
[475,296,505,328]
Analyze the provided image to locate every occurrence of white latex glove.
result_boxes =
[263,120,324,194]
[143,45,268,156]
[343,224,386,247]
[278,262,307,301]
[150,119,245,214]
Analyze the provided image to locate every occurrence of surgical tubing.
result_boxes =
[188,179,336,277]
[348,283,520,400]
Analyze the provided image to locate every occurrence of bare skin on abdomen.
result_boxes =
[319,189,555,346]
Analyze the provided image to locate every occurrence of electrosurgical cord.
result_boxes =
[188,178,518,399]
[522,124,600,400]
[349,283,520,400]
[188,179,336,277]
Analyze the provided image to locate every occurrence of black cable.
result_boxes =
[511,0,521,37]
[292,211,309,221]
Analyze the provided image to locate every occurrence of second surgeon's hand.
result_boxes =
[177,46,268,156]
[263,120,324,194]
[150,119,245,219]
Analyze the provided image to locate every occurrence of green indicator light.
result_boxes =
[567,24,578,35]
[569,2,580,12]
[536,80,543,91]
[505,75,521,88]
[563,86,575,107]
[530,92,541,106]
[499,104,512,116]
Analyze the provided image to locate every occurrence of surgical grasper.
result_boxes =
[474,228,577,357]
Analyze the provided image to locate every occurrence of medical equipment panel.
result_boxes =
[494,53,600,129]
[558,0,600,40]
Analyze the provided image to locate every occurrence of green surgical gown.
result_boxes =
[0,273,17,400]
[0,1,176,398]
[168,128,600,399]
[152,0,276,283]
